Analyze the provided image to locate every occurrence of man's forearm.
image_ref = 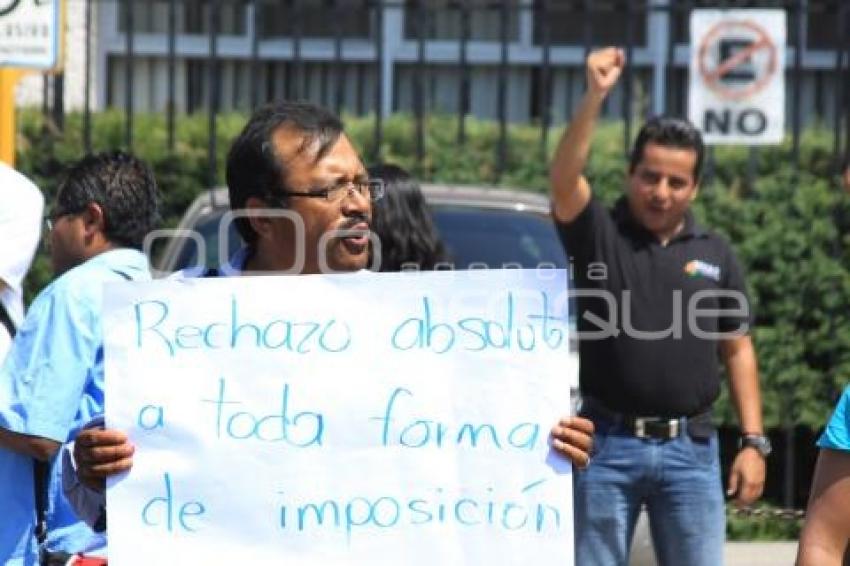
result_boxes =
[722,336,763,434]
[62,441,107,528]
[0,427,60,461]
[549,47,624,221]
[797,450,850,566]
[551,90,605,186]
[549,91,603,213]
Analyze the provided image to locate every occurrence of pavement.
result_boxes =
[628,512,799,566]
[723,541,799,565]
[629,542,798,565]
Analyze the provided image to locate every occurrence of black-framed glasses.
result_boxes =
[43,206,76,233]
[43,210,61,233]
[279,178,385,203]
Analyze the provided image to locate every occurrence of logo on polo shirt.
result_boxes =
[684,260,721,282]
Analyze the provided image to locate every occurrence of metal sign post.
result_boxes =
[0,68,24,165]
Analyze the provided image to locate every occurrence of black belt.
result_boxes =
[580,397,714,440]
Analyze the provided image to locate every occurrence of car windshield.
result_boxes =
[166,204,567,272]
[431,206,567,269]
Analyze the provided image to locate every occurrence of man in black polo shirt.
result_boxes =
[550,47,768,566]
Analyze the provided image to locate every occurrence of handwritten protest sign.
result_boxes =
[103,269,577,565]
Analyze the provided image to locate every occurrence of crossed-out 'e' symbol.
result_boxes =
[697,19,778,102]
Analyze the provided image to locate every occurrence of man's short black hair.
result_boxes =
[225,101,345,244]
[629,116,705,181]
[55,151,159,249]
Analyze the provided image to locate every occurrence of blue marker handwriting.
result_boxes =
[371,387,541,451]
[391,292,567,354]
[201,377,324,447]
[277,479,562,537]
[134,295,351,357]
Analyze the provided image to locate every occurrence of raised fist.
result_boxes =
[586,47,626,98]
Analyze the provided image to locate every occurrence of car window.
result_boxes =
[168,212,241,273]
[431,205,567,269]
[164,204,567,273]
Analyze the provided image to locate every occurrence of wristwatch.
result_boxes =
[739,434,772,458]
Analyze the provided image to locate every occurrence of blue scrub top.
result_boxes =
[60,246,254,542]
[0,249,149,565]
[818,386,850,452]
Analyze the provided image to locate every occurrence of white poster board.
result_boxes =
[0,0,61,69]
[104,270,577,566]
[688,9,786,145]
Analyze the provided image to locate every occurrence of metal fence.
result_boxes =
[30,0,850,187]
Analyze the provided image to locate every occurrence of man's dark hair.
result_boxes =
[55,151,159,249]
[225,101,344,244]
[629,116,705,181]
[368,164,448,272]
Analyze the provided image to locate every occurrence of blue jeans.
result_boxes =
[574,415,725,566]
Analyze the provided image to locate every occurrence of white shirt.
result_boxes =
[0,163,44,359]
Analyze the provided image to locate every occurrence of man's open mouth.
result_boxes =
[336,223,371,251]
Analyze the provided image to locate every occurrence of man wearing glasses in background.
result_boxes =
[0,152,159,565]
[64,102,595,554]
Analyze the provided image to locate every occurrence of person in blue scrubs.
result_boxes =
[0,152,159,565]
[797,386,850,566]
[797,164,850,566]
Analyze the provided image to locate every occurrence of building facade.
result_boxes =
[16,0,850,128]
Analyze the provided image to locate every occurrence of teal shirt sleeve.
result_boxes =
[818,386,850,452]
[0,279,99,443]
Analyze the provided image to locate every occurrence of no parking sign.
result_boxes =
[688,10,786,145]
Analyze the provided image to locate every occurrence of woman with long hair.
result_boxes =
[367,164,449,272]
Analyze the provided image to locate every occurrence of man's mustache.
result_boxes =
[337,215,371,232]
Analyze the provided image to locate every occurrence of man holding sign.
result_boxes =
[66,102,594,560]
[550,48,766,565]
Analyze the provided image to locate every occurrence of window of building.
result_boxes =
[670,0,766,45]
[402,0,521,42]
[533,0,647,47]
[671,0,845,50]
[807,0,847,50]
[117,0,248,35]
[257,0,372,39]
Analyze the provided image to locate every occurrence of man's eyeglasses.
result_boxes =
[43,207,73,233]
[279,179,385,203]
[43,211,60,233]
